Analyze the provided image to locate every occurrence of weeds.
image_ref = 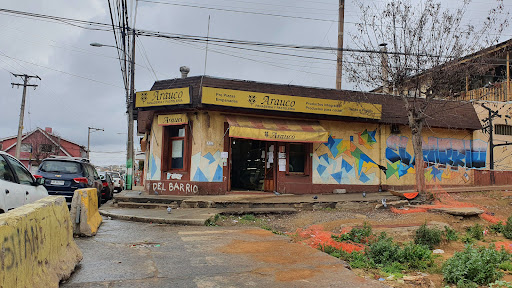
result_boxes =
[205,214,220,226]
[414,223,442,249]
[443,226,459,241]
[332,222,373,244]
[490,222,505,235]
[466,223,485,241]
[442,244,511,287]
[504,216,512,239]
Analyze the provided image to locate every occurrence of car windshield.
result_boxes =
[39,161,82,174]
[107,172,120,178]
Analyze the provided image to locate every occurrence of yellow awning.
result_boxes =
[226,115,328,143]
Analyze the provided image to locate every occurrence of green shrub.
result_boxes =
[466,223,485,241]
[442,245,511,286]
[366,234,401,265]
[398,242,433,270]
[333,222,373,244]
[443,226,459,241]
[490,222,505,235]
[504,216,512,239]
[462,233,476,244]
[414,223,442,249]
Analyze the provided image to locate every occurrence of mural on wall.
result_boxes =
[148,132,161,180]
[313,130,380,185]
[386,135,487,183]
[191,151,224,182]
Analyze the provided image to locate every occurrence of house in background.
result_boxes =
[0,127,86,172]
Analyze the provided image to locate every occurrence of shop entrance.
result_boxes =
[230,139,276,192]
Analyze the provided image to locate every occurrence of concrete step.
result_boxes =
[117,202,180,209]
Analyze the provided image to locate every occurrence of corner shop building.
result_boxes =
[137,76,485,195]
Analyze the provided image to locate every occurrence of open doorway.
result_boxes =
[231,139,266,191]
[230,139,277,192]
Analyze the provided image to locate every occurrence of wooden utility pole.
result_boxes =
[126,28,136,190]
[336,0,345,90]
[11,74,40,159]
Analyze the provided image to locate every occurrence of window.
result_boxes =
[164,125,187,170]
[39,144,54,153]
[495,124,512,136]
[40,161,81,174]
[288,143,306,173]
[20,143,32,153]
[0,156,16,182]
[4,155,33,185]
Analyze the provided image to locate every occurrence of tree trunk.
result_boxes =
[411,129,426,193]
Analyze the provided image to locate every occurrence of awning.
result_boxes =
[226,115,328,143]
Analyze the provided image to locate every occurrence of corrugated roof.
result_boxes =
[138,76,481,132]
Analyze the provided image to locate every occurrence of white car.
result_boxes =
[0,151,48,213]
[107,171,123,192]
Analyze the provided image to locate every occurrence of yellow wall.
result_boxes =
[474,103,512,172]
[189,112,228,182]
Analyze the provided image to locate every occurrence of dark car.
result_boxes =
[98,171,114,202]
[36,156,103,207]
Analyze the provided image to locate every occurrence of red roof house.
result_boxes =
[0,127,86,171]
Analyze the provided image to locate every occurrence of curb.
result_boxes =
[99,210,207,226]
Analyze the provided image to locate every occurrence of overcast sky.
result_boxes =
[0,0,510,166]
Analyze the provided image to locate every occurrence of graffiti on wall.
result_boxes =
[147,132,161,180]
[313,130,380,185]
[191,151,223,182]
[0,219,41,271]
[386,135,487,183]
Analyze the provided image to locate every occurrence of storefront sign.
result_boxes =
[229,126,328,143]
[157,113,188,126]
[202,87,381,119]
[136,87,190,108]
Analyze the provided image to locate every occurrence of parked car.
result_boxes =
[107,171,123,192]
[35,156,103,207]
[98,171,114,202]
[0,151,48,213]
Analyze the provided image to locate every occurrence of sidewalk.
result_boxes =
[99,185,512,226]
[100,190,400,225]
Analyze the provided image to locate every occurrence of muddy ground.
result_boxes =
[216,190,512,287]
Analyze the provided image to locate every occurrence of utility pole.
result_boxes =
[335,0,345,90]
[87,127,104,159]
[11,74,40,159]
[126,28,136,190]
[481,103,512,185]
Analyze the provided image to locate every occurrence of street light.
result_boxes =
[90,38,135,191]
[87,127,104,159]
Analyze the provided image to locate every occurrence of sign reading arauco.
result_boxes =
[157,114,188,126]
[135,87,190,108]
[201,87,382,119]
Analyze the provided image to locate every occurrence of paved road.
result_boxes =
[62,219,387,287]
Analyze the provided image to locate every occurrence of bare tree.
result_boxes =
[345,0,508,193]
